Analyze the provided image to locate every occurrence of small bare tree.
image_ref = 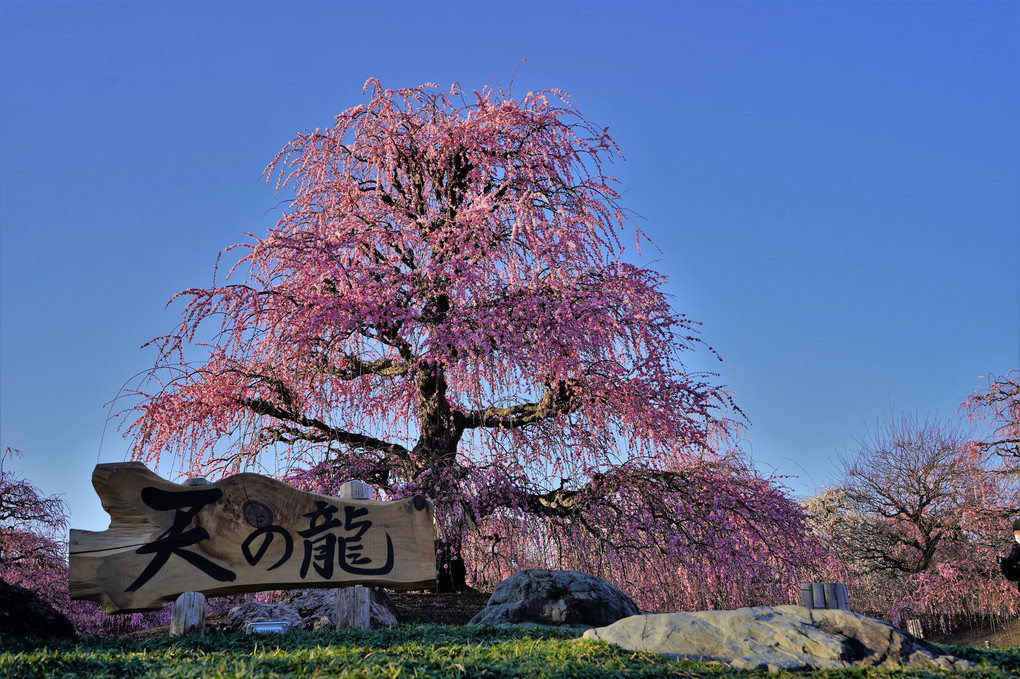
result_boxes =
[838,413,985,573]
[820,412,1017,624]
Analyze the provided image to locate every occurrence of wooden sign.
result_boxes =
[69,462,436,613]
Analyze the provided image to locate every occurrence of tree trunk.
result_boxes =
[436,537,472,592]
[414,361,473,592]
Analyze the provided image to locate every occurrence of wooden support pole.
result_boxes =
[336,480,372,630]
[170,591,206,636]
[799,583,813,608]
[823,583,838,609]
[170,477,210,637]
[834,583,850,611]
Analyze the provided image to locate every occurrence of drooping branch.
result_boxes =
[502,465,812,566]
[854,529,943,574]
[1,448,69,570]
[965,370,1020,464]
[520,468,690,519]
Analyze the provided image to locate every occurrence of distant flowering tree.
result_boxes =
[966,370,1020,476]
[123,79,827,602]
[815,412,1018,629]
[0,448,173,635]
[0,447,67,572]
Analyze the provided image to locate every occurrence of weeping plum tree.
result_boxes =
[125,80,824,600]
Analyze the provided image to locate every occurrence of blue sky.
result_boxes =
[1,0,1017,534]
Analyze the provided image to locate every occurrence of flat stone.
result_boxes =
[582,605,974,672]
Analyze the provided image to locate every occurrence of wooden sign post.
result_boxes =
[336,480,372,629]
[70,462,436,614]
[170,477,211,636]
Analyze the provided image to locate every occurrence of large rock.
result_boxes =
[225,588,399,632]
[469,569,639,628]
[0,577,76,639]
[224,601,302,633]
[582,605,974,672]
[279,587,398,630]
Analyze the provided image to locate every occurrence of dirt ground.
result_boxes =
[926,616,1020,649]
[386,590,492,625]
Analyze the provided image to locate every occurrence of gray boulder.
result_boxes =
[279,587,398,630]
[224,601,302,633]
[582,605,974,672]
[469,569,639,628]
[0,577,75,639]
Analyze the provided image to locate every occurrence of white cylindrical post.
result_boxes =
[170,477,210,636]
[336,480,373,629]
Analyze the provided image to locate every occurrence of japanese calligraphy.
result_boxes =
[123,485,397,595]
[230,500,396,579]
[338,505,395,576]
[126,486,237,592]
[241,525,293,570]
[295,500,395,579]
[70,463,436,614]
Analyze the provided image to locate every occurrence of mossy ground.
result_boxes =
[2,624,1019,679]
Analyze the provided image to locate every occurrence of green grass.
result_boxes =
[1,625,1018,678]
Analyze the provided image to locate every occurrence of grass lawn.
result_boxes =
[2,624,1019,679]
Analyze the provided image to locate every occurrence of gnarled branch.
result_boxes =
[240,397,410,460]
[314,353,411,379]
[460,379,582,430]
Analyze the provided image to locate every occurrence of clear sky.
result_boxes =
[1,0,1017,534]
